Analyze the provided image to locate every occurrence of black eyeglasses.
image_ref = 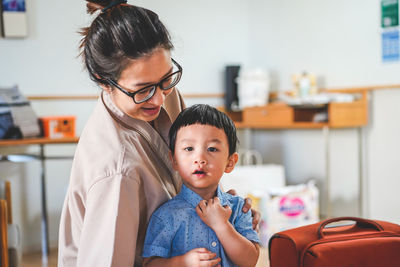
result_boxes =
[106,58,183,104]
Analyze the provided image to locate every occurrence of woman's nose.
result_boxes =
[148,87,166,106]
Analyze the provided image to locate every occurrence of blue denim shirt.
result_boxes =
[142,184,260,266]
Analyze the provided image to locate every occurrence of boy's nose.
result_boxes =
[194,159,207,165]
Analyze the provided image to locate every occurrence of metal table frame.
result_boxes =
[0,137,78,262]
[240,125,366,220]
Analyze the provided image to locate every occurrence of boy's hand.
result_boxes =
[144,248,220,267]
[180,247,221,267]
[196,197,232,231]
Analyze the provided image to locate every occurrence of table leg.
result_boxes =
[39,145,49,263]
[323,126,331,219]
[358,127,367,218]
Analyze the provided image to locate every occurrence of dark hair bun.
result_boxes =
[80,0,173,87]
[85,0,112,15]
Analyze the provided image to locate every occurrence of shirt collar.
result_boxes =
[101,91,171,137]
[179,184,229,208]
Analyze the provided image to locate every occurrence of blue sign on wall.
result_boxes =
[382,29,400,62]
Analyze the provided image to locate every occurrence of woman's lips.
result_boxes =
[142,106,160,116]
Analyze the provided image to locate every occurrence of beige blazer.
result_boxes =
[58,89,184,267]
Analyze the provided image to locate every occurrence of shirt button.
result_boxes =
[211,241,217,247]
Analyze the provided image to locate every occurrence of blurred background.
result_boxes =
[0,1,399,265]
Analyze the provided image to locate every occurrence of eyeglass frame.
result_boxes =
[105,58,183,104]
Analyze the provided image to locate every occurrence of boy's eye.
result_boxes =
[207,147,218,152]
[184,147,193,152]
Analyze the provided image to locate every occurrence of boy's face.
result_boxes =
[171,124,238,196]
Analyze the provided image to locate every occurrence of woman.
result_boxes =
[58,1,258,266]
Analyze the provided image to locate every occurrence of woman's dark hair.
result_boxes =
[169,104,238,156]
[80,0,174,86]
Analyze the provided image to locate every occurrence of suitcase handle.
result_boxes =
[318,217,384,238]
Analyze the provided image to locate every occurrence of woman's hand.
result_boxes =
[226,189,261,231]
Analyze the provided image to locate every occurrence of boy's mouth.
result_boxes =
[193,169,206,176]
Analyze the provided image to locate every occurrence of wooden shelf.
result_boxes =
[220,91,368,129]
[0,137,79,147]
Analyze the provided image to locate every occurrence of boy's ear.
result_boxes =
[224,152,238,173]
[169,151,178,170]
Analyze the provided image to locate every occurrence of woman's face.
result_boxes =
[108,48,174,122]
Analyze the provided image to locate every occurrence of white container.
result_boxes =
[236,68,270,110]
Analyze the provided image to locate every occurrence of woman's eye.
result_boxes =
[161,77,172,87]
[136,87,152,96]
[207,147,217,152]
[184,147,193,152]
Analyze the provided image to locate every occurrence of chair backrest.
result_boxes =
[0,199,8,267]
[0,181,19,267]
[0,181,12,267]
[0,182,11,225]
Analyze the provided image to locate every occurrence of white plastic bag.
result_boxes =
[220,149,286,247]
[262,181,319,243]
[220,149,285,198]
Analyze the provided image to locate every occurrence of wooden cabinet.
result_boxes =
[328,100,367,128]
[243,103,293,128]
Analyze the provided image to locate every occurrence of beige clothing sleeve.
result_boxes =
[58,91,182,267]
[76,173,140,267]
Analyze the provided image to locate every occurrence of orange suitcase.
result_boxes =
[269,217,400,267]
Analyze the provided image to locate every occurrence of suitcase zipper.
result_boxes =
[300,231,400,267]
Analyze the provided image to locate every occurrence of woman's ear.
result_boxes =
[225,152,238,173]
[100,84,112,93]
[169,151,178,170]
[94,74,112,93]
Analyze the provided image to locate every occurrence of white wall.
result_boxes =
[367,89,400,221]
[138,0,251,95]
[0,0,399,253]
[246,0,400,222]
[247,0,400,89]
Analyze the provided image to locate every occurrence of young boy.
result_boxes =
[142,104,260,267]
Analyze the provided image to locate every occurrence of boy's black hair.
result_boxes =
[169,104,238,156]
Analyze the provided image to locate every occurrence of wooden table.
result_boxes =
[0,137,79,262]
